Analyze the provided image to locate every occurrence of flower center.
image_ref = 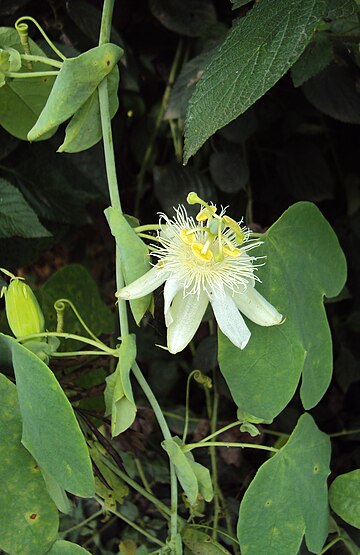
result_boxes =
[179,194,244,263]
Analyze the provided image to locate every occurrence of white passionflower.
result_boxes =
[116,192,283,354]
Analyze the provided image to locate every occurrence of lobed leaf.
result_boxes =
[238,413,331,555]
[184,0,327,162]
[218,202,347,421]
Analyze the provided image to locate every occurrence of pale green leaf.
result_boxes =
[39,263,114,352]
[105,207,152,324]
[46,540,92,554]
[0,178,51,238]
[28,43,123,142]
[238,413,331,555]
[104,334,137,437]
[218,202,347,421]
[162,438,199,505]
[58,66,119,153]
[329,470,360,528]
[41,468,71,514]
[0,373,59,555]
[0,28,56,140]
[0,334,95,497]
[291,34,333,88]
[184,0,327,162]
[186,458,213,502]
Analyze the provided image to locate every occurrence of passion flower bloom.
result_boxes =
[116,193,283,354]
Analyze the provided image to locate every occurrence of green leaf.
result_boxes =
[209,152,249,193]
[182,526,231,554]
[0,28,56,140]
[0,334,95,497]
[291,34,333,88]
[218,202,347,421]
[162,438,199,505]
[58,66,119,153]
[41,468,72,514]
[89,443,129,507]
[238,413,331,555]
[104,334,137,437]
[154,162,216,217]
[325,0,357,19]
[46,540,92,554]
[329,470,360,528]
[184,0,327,162]
[39,263,114,352]
[28,43,124,142]
[0,373,59,555]
[105,207,152,325]
[185,458,213,502]
[149,0,216,37]
[0,178,51,238]
[302,64,360,124]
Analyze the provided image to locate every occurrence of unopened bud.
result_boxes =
[2,271,45,339]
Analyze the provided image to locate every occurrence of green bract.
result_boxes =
[3,273,45,340]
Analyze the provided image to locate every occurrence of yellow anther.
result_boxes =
[196,206,217,222]
[191,242,213,262]
[223,215,243,236]
[223,245,242,257]
[180,228,196,245]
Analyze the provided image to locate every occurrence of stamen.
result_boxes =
[180,228,196,245]
[223,245,241,257]
[196,206,217,222]
[191,242,213,262]
[223,215,245,243]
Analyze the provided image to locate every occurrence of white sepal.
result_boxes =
[167,291,208,354]
[209,288,251,350]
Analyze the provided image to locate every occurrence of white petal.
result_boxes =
[209,289,250,350]
[116,265,169,300]
[233,284,283,327]
[167,291,208,354]
[163,277,183,327]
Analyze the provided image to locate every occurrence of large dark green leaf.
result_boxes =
[218,202,347,421]
[0,373,59,555]
[184,0,327,162]
[149,0,216,37]
[238,413,331,555]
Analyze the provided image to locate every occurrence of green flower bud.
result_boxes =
[2,273,45,339]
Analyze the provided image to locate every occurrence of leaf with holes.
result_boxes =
[238,413,331,555]
[218,202,347,421]
[184,0,327,162]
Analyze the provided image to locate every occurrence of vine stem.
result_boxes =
[21,54,63,68]
[16,331,116,354]
[98,0,179,547]
[7,70,59,78]
[95,496,165,547]
[183,442,278,454]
